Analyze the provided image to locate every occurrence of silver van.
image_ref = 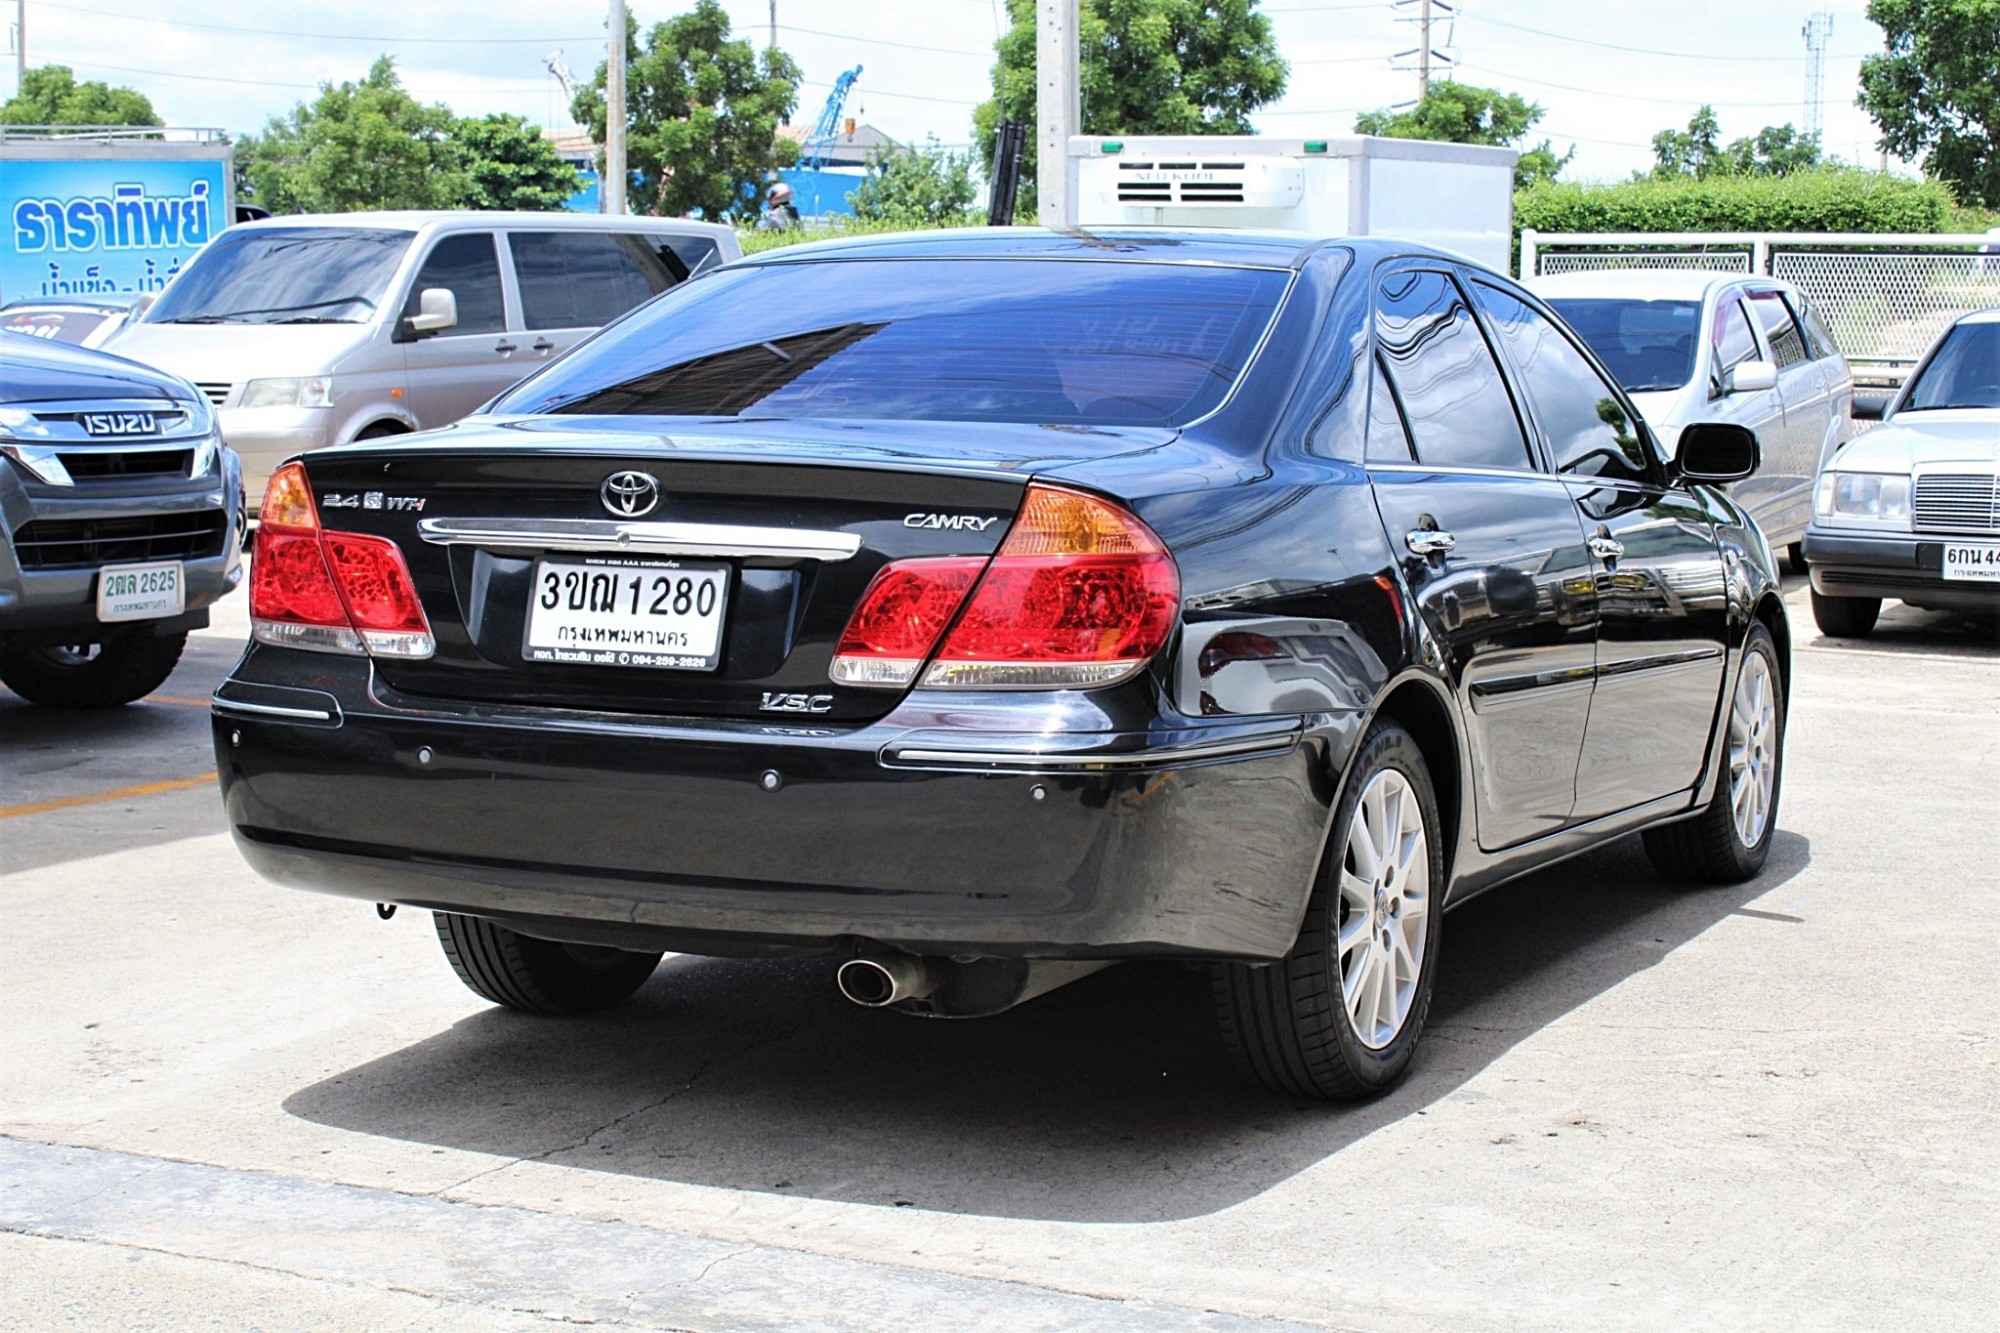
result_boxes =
[107,212,739,496]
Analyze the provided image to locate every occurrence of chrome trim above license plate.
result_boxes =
[418,517,861,562]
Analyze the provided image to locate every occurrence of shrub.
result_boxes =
[1515,168,1955,236]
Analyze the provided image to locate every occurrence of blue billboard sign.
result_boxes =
[2,156,227,303]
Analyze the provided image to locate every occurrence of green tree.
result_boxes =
[0,64,160,126]
[1859,0,2000,205]
[1354,80,1572,188]
[848,137,980,226]
[974,0,1288,214]
[451,113,583,211]
[1650,106,1822,179]
[572,0,800,221]
[1651,105,1725,178]
[242,57,465,212]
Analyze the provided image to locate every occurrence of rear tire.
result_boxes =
[1213,720,1443,1100]
[1810,589,1880,638]
[0,632,186,708]
[434,912,662,1016]
[1643,623,1784,885]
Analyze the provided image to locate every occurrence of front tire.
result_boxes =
[0,632,186,708]
[434,912,662,1016]
[1643,623,1785,884]
[1810,589,1880,638]
[1213,720,1443,1100]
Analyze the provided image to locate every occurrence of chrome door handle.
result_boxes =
[1588,535,1625,561]
[1405,529,1456,556]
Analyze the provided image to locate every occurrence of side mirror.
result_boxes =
[403,287,458,337]
[132,291,158,318]
[1851,393,1889,422]
[1673,422,1760,484]
[1725,359,1778,394]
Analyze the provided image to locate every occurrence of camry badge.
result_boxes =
[600,470,661,518]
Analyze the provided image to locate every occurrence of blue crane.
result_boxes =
[800,65,863,172]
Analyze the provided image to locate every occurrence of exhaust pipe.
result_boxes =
[836,954,937,1008]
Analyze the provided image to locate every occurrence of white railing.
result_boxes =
[1520,230,2000,383]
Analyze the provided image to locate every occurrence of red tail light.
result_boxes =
[829,557,986,686]
[828,485,1179,691]
[249,462,434,659]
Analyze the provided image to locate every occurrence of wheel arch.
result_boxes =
[1750,589,1791,705]
[1363,673,1466,884]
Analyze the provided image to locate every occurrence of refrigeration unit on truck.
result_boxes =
[1068,134,1518,273]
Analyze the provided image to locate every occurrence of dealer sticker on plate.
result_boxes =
[1942,541,2000,583]
[96,560,184,622]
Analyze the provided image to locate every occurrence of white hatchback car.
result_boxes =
[1530,270,1854,565]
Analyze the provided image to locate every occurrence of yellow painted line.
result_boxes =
[0,773,218,821]
[146,694,212,709]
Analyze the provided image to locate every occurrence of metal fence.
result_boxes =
[1519,230,2000,383]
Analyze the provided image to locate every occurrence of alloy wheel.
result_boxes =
[1729,651,1778,848]
[1335,768,1431,1050]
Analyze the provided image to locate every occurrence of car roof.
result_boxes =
[1526,268,1762,301]
[227,211,735,239]
[1954,306,2000,325]
[738,227,1473,270]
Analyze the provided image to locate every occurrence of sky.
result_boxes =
[6,0,1908,183]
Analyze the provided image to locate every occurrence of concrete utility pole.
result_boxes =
[605,0,627,215]
[769,0,777,54]
[16,0,25,93]
[1417,0,1430,103]
[1036,0,1079,228]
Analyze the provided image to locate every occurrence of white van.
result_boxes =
[108,211,739,496]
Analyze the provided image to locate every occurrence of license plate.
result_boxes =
[1942,541,2000,583]
[96,560,184,622]
[523,555,729,670]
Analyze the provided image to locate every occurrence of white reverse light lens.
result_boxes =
[239,376,334,409]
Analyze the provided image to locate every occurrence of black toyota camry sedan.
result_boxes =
[213,230,1789,1100]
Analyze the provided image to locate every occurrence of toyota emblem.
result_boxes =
[600,470,661,518]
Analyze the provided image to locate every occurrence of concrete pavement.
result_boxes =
[3,579,1996,1329]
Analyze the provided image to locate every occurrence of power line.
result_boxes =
[1463,11,1873,64]
[67,58,546,94]
[1454,62,1803,110]
[775,23,986,59]
[32,0,599,44]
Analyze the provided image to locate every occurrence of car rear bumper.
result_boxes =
[1803,526,2000,611]
[212,655,1344,961]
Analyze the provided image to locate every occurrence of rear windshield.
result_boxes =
[146,227,413,325]
[1545,297,1702,393]
[491,258,1294,427]
[1900,320,2000,411]
[1,307,113,345]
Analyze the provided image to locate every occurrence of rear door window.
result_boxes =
[1787,292,1840,362]
[1474,282,1653,485]
[1366,353,1415,462]
[1748,290,1810,368]
[509,231,679,330]
[403,232,506,335]
[1374,268,1533,471]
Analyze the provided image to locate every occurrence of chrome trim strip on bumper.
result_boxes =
[415,517,862,562]
[211,698,336,721]
[882,727,1301,772]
